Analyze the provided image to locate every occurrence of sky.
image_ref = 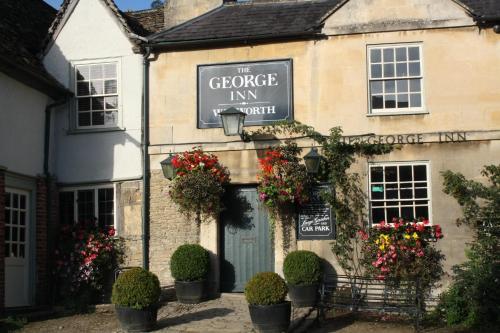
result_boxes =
[44,0,155,11]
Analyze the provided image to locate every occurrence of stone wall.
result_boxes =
[149,170,199,285]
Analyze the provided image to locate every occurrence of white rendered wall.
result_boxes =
[0,72,50,177]
[43,0,142,183]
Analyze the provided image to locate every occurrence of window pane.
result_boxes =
[13,194,18,208]
[19,244,25,258]
[383,48,394,62]
[371,185,384,199]
[98,188,114,228]
[383,63,394,77]
[386,188,398,199]
[384,80,395,93]
[396,47,407,61]
[5,227,10,242]
[90,65,103,79]
[385,166,397,182]
[92,97,104,110]
[20,212,25,225]
[77,190,95,223]
[371,166,384,182]
[400,189,413,199]
[397,94,409,108]
[91,80,104,95]
[414,165,427,181]
[105,96,118,110]
[385,95,396,108]
[92,111,105,126]
[12,227,17,241]
[396,63,408,77]
[104,111,118,126]
[76,66,90,81]
[12,211,18,225]
[20,195,26,209]
[103,64,117,78]
[5,209,10,224]
[20,228,25,242]
[401,207,413,220]
[415,206,429,219]
[78,98,91,111]
[371,64,382,78]
[372,96,383,109]
[409,79,421,92]
[397,80,408,93]
[409,62,421,76]
[399,166,412,181]
[387,208,399,221]
[410,93,422,108]
[59,192,75,225]
[372,208,385,224]
[78,112,91,127]
[415,188,427,199]
[105,80,117,94]
[408,47,420,61]
[5,193,11,208]
[5,244,9,258]
[370,49,381,63]
[77,82,90,96]
[370,81,383,94]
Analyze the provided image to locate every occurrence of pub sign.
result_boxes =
[297,185,336,240]
[197,59,293,128]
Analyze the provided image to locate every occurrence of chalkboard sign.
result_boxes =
[297,185,335,240]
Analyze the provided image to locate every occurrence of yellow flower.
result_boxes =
[412,232,419,240]
[379,244,385,251]
[404,234,411,240]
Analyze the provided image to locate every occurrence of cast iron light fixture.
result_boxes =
[160,154,176,180]
[219,107,249,141]
[304,147,321,174]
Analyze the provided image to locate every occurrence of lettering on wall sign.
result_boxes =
[297,185,335,240]
[342,132,468,145]
[197,60,293,128]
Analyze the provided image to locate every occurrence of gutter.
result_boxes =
[146,31,326,51]
[141,46,152,270]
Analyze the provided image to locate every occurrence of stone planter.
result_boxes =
[115,304,158,332]
[175,280,205,304]
[248,301,291,333]
[288,283,319,307]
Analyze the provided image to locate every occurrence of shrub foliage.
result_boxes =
[245,272,288,305]
[170,244,210,281]
[283,250,322,285]
[111,268,161,310]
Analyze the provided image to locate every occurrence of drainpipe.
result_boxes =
[142,46,152,270]
[43,98,67,304]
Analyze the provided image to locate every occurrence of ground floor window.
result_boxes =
[59,186,115,228]
[369,162,431,224]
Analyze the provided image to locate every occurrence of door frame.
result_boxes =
[4,173,36,307]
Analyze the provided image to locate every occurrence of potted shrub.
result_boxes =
[111,267,161,332]
[283,250,322,307]
[170,244,210,304]
[245,272,290,333]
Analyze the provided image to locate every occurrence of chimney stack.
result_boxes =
[164,0,228,30]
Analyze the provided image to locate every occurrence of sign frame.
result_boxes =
[297,184,336,241]
[197,59,294,129]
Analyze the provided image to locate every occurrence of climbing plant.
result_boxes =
[250,121,392,274]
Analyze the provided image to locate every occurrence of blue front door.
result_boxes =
[221,187,274,292]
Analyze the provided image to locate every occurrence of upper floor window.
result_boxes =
[369,162,431,224]
[368,44,424,114]
[75,62,118,128]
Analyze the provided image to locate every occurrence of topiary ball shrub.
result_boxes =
[245,272,288,305]
[170,244,210,281]
[111,267,161,310]
[283,250,322,285]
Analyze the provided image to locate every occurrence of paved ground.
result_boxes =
[13,295,468,333]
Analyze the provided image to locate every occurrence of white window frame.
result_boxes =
[59,184,117,230]
[368,161,432,225]
[367,43,426,116]
[70,58,122,131]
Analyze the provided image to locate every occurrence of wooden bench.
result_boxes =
[319,274,424,331]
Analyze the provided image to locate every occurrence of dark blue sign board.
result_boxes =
[197,59,293,128]
[297,185,336,240]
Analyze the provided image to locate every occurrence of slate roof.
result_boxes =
[149,0,500,47]
[149,0,344,45]
[458,0,500,19]
[123,7,165,36]
[0,0,69,98]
